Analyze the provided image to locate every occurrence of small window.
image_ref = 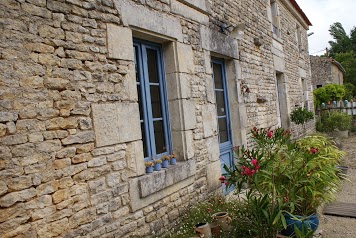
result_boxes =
[270,0,280,36]
[316,85,322,88]
[134,40,171,160]
[296,24,302,52]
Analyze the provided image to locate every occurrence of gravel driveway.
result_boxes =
[317,134,356,238]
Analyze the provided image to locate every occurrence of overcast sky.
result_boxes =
[297,0,356,55]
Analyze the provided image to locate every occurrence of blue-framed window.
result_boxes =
[212,58,232,149]
[133,39,171,160]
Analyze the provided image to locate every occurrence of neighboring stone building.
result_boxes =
[310,55,346,89]
[0,0,313,237]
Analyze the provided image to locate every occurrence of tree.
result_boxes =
[328,22,352,56]
[334,52,356,86]
[328,23,356,86]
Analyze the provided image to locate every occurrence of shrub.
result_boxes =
[313,84,345,107]
[165,196,253,238]
[344,83,356,100]
[290,107,314,127]
[223,128,344,236]
[319,111,352,131]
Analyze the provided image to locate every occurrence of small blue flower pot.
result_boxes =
[145,166,153,173]
[170,158,176,165]
[154,163,161,171]
[162,160,169,168]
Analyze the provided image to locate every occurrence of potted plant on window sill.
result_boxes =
[145,161,154,174]
[161,155,170,168]
[170,153,177,165]
[153,159,162,171]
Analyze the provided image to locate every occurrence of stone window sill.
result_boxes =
[128,160,196,211]
[272,33,283,44]
[138,160,196,198]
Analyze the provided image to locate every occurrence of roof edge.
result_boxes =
[288,0,312,26]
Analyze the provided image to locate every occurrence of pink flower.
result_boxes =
[219,176,226,183]
[251,159,258,166]
[224,181,228,186]
[244,167,253,177]
[310,147,318,154]
[255,165,261,170]
[267,130,273,138]
[284,196,289,203]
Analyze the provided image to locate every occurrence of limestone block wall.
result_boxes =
[310,56,334,88]
[310,55,344,89]
[0,0,314,237]
[277,0,315,136]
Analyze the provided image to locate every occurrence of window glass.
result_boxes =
[147,49,159,83]
[213,64,223,89]
[218,117,228,143]
[215,91,226,117]
[154,120,166,154]
[134,40,170,160]
[150,86,163,119]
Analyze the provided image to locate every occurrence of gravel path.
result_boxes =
[317,134,356,238]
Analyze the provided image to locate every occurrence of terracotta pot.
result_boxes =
[212,212,232,231]
[209,222,220,238]
[193,222,212,238]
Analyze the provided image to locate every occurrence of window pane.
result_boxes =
[154,120,166,154]
[215,91,226,116]
[141,122,148,158]
[137,85,144,120]
[134,46,140,83]
[218,117,228,143]
[150,86,163,118]
[213,63,223,89]
[147,49,159,83]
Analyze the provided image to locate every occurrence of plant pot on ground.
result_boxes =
[317,111,351,137]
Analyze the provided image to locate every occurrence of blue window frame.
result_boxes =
[212,58,234,194]
[133,39,171,161]
[212,58,232,150]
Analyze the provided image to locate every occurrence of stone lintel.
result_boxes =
[273,54,285,73]
[171,0,209,24]
[200,26,239,59]
[176,0,208,14]
[299,68,307,78]
[117,0,183,42]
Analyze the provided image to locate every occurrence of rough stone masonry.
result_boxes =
[0,0,314,237]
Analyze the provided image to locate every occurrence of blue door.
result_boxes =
[212,59,234,194]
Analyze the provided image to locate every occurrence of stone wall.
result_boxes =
[0,0,314,237]
[310,55,344,89]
